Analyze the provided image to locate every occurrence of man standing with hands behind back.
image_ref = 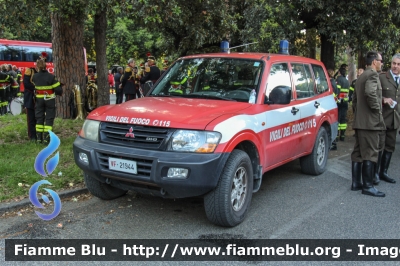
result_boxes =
[351,51,386,197]
[377,53,400,184]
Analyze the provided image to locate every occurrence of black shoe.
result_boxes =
[330,145,337,151]
[379,151,396,184]
[362,161,385,197]
[362,187,385,197]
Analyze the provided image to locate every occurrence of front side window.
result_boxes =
[151,58,263,102]
[265,63,292,99]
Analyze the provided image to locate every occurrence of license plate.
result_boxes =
[108,157,137,174]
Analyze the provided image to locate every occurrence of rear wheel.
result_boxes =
[300,126,329,175]
[204,150,253,227]
[84,173,127,200]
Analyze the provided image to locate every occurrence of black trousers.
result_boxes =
[26,107,36,139]
[337,101,348,132]
[35,97,56,134]
[116,88,123,104]
[125,94,136,102]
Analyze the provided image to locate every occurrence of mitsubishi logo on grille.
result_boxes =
[125,127,135,138]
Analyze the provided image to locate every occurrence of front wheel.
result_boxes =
[300,126,329,175]
[204,150,253,227]
[84,173,127,200]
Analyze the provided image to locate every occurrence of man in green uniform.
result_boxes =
[377,53,400,184]
[351,51,387,197]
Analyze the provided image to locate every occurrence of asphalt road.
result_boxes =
[0,132,399,265]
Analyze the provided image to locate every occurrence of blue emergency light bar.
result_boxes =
[279,40,289,55]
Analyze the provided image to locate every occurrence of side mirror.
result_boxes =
[268,85,291,105]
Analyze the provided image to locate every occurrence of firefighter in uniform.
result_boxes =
[336,68,350,141]
[350,51,385,197]
[87,68,97,84]
[120,58,137,101]
[376,53,400,184]
[0,72,18,115]
[132,66,143,98]
[13,65,23,87]
[140,53,161,95]
[32,55,62,143]
[23,66,38,141]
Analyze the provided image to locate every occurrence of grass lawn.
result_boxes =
[0,114,85,202]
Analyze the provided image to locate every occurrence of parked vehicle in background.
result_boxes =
[0,39,87,92]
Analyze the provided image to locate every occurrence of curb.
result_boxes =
[0,187,89,216]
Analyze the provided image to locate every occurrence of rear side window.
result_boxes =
[312,64,329,94]
[291,63,315,99]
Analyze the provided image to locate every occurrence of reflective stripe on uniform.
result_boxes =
[36,94,55,98]
[44,125,53,132]
[35,82,61,90]
[170,77,187,85]
[36,124,45,133]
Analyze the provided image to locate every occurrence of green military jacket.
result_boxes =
[352,67,385,130]
[379,71,400,130]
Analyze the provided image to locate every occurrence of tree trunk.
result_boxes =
[94,9,109,107]
[306,29,317,59]
[51,12,86,118]
[358,49,366,70]
[346,47,356,84]
[320,34,335,70]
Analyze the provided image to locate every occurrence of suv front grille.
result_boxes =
[99,122,172,150]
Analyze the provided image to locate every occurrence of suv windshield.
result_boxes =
[151,57,263,102]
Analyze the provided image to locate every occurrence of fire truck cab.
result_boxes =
[73,44,338,227]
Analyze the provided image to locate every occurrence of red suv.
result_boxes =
[73,51,338,227]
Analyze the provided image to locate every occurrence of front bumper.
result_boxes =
[73,137,230,198]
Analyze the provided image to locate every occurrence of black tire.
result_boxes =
[204,149,253,227]
[84,173,127,200]
[300,126,329,175]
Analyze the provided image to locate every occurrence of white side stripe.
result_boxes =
[214,94,337,144]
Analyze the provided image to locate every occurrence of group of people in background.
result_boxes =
[0,64,21,115]
[328,53,400,197]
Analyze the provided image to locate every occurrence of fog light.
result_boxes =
[167,168,189,179]
[79,152,89,165]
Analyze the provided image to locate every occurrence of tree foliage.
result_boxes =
[1,0,400,115]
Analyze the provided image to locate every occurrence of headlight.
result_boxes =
[78,120,100,142]
[168,130,221,153]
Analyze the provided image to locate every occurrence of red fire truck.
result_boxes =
[0,39,87,92]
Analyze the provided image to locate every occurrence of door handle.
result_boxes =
[291,107,299,115]
[314,101,320,108]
